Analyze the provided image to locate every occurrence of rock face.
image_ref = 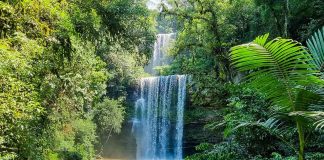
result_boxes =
[183,122,221,157]
[183,107,222,157]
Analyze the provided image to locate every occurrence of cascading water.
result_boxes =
[144,33,175,75]
[132,1,187,158]
[132,19,187,160]
[132,75,186,160]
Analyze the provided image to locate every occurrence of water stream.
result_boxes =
[132,25,187,160]
[132,75,186,160]
[144,33,175,75]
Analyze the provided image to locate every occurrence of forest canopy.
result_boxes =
[158,0,324,160]
[0,0,323,160]
[0,0,154,159]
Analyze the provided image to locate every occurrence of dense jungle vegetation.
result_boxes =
[0,0,323,160]
[0,0,154,159]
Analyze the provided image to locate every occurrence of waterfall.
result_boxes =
[133,2,187,157]
[132,28,187,159]
[144,33,175,75]
[133,75,187,160]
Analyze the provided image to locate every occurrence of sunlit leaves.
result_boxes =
[230,34,323,159]
[94,98,125,134]
[0,34,44,159]
[0,0,154,159]
[230,34,318,109]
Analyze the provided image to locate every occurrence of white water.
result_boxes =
[144,33,175,74]
[133,3,186,159]
[133,75,187,160]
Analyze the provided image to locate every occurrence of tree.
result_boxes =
[0,0,155,159]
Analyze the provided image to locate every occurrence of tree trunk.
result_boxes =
[269,6,283,36]
[297,120,305,160]
[284,0,289,37]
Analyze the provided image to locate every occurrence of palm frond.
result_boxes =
[307,26,324,71]
[234,118,279,129]
[294,89,321,111]
[289,111,324,131]
[233,118,290,135]
[233,118,297,153]
[309,88,324,110]
[230,34,323,159]
[315,119,324,131]
[230,34,317,109]
[204,120,226,130]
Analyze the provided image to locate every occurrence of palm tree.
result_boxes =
[230,33,323,160]
[305,26,324,134]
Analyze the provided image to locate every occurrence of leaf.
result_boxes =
[307,26,324,71]
[230,34,317,109]
[289,111,324,131]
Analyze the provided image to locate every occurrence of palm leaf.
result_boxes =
[233,117,295,136]
[307,26,324,71]
[315,119,324,131]
[230,34,323,159]
[289,111,324,131]
[294,89,322,111]
[230,34,316,110]
[233,118,298,153]
[234,118,282,131]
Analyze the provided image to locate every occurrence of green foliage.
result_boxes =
[230,34,323,159]
[164,0,324,79]
[231,34,319,107]
[162,1,324,159]
[188,75,229,108]
[52,119,97,160]
[305,152,324,160]
[104,44,150,98]
[185,142,242,160]
[94,98,125,135]
[0,33,44,159]
[223,84,286,155]
[181,32,323,159]
[1,0,323,159]
[0,0,154,159]
[307,26,324,71]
